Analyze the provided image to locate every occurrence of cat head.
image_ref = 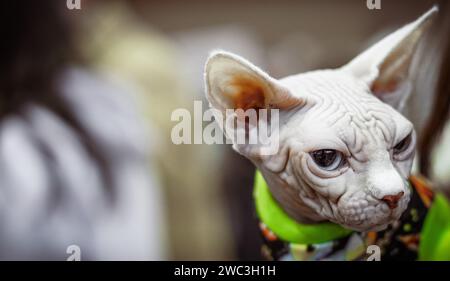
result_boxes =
[204,8,437,231]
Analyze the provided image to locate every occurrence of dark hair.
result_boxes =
[0,1,73,114]
[0,0,114,203]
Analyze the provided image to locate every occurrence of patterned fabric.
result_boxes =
[257,175,434,261]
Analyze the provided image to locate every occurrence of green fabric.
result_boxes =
[419,193,450,261]
[253,170,352,245]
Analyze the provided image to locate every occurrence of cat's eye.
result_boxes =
[393,133,412,155]
[310,149,345,171]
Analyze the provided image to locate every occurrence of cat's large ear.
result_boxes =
[342,7,438,110]
[205,51,301,114]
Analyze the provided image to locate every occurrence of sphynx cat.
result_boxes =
[204,8,437,232]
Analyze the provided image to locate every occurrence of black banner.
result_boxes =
[1,261,449,280]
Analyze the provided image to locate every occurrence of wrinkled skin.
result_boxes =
[258,71,415,232]
[205,8,436,232]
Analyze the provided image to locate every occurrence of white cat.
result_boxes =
[204,7,437,232]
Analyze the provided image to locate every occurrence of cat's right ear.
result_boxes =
[204,51,301,114]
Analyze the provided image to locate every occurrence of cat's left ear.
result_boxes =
[342,6,438,110]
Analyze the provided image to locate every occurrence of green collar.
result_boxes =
[253,170,352,245]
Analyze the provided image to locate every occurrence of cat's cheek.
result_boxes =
[394,158,414,179]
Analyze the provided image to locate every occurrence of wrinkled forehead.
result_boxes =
[280,69,374,103]
[280,70,411,149]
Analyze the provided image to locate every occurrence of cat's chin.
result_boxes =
[337,213,402,232]
[343,222,390,233]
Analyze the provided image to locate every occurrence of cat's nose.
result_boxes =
[381,192,404,209]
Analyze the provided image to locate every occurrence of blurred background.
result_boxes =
[0,0,447,260]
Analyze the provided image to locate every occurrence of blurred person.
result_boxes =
[0,0,166,260]
[76,1,234,260]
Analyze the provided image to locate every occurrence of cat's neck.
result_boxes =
[263,174,326,225]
